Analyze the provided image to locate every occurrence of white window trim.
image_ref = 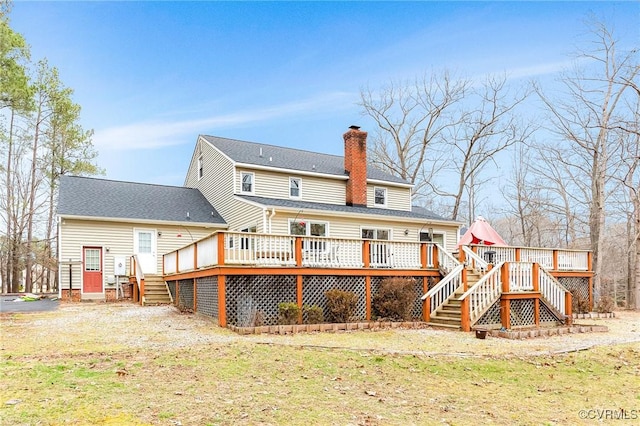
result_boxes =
[289,177,302,199]
[288,218,329,237]
[373,187,387,207]
[360,226,392,240]
[197,156,204,181]
[240,171,255,194]
[419,230,446,249]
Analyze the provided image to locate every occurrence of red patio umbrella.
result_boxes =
[457,216,507,247]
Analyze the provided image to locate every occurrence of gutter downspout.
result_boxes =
[267,208,276,233]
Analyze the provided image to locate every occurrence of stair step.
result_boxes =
[426,321,461,330]
[429,316,462,326]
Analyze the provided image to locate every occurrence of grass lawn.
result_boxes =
[1,305,639,425]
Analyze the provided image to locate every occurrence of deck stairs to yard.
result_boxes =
[142,275,172,305]
[427,268,484,329]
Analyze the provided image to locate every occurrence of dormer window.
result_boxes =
[374,187,387,207]
[289,177,301,199]
[197,156,204,180]
[241,172,254,194]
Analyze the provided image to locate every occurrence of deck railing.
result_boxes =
[461,245,488,272]
[539,266,570,316]
[508,262,534,291]
[472,244,590,271]
[437,245,460,273]
[458,263,504,330]
[421,264,464,319]
[162,231,592,276]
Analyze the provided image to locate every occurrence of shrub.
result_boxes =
[373,277,416,321]
[325,289,358,323]
[571,290,590,314]
[595,295,615,313]
[303,304,324,324]
[277,302,301,325]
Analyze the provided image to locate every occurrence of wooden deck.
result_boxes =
[130,231,593,330]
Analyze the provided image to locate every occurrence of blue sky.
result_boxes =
[9,1,639,187]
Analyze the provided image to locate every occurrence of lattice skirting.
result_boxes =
[370,276,426,320]
[476,300,502,327]
[177,279,194,312]
[226,275,297,327]
[196,277,219,320]
[558,277,590,311]
[475,298,563,328]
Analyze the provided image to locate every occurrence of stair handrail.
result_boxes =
[458,262,504,327]
[436,243,460,274]
[131,255,145,304]
[421,264,464,316]
[538,266,569,316]
[461,245,489,271]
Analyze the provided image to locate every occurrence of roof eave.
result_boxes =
[57,214,228,228]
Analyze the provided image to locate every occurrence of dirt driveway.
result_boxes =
[3,302,638,357]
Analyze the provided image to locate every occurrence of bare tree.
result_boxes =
[359,70,470,209]
[535,20,639,299]
[361,71,532,223]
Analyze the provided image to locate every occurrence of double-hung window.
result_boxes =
[241,172,254,194]
[374,187,387,207]
[197,156,204,180]
[289,177,301,199]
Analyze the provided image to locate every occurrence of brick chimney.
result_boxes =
[344,126,368,207]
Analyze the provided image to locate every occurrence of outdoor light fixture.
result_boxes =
[404,229,409,236]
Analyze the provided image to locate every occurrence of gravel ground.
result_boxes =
[3,302,638,358]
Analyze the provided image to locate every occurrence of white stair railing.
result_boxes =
[421,264,464,317]
[458,262,504,326]
[538,267,569,316]
[437,244,460,274]
[461,245,488,271]
[509,262,534,291]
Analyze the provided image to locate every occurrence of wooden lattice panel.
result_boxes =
[225,275,297,327]
[558,277,590,309]
[167,281,176,302]
[303,275,367,321]
[539,301,562,325]
[476,300,501,327]
[509,299,536,327]
[177,279,194,311]
[196,277,218,320]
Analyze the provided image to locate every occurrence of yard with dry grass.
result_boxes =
[1,303,639,425]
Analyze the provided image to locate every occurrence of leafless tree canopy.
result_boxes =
[360,19,639,309]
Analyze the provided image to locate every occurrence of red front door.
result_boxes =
[82,247,103,293]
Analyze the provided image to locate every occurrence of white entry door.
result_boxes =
[134,229,157,274]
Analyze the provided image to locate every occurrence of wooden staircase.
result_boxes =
[142,275,172,305]
[428,268,484,329]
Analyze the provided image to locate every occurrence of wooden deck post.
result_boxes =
[420,243,427,269]
[217,275,226,327]
[565,291,573,325]
[587,252,593,311]
[194,243,198,270]
[139,278,145,306]
[462,268,468,292]
[175,279,180,307]
[432,244,439,270]
[193,278,197,312]
[296,275,303,324]
[365,275,371,321]
[460,297,470,332]
[500,262,510,329]
[552,249,559,271]
[532,263,540,326]
[217,232,225,266]
[295,237,303,267]
[515,247,521,262]
[363,240,370,268]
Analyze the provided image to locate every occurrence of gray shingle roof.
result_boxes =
[201,135,409,185]
[237,195,449,222]
[58,175,226,225]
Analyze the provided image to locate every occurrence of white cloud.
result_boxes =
[93,91,355,151]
